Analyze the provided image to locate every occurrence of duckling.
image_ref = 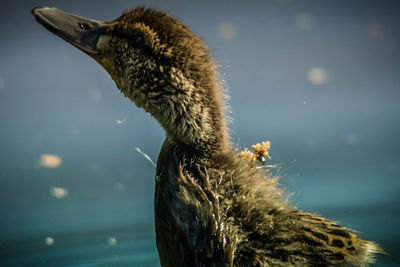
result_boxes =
[32,7,383,267]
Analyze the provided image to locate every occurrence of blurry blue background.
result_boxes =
[0,0,399,266]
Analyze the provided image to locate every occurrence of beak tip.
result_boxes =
[32,6,104,59]
[32,7,57,17]
[31,7,39,16]
[31,6,45,16]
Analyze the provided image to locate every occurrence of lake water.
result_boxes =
[0,167,397,266]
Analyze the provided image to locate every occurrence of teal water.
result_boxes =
[0,168,397,266]
[1,224,159,266]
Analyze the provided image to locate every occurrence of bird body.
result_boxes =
[154,139,381,267]
[32,6,383,266]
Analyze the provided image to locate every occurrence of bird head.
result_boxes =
[32,7,229,153]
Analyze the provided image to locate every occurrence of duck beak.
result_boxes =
[32,7,107,61]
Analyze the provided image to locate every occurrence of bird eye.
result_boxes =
[78,23,92,31]
[130,34,145,48]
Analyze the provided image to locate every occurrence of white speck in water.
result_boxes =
[116,118,126,124]
[295,13,315,30]
[50,187,68,199]
[217,22,237,40]
[303,100,307,104]
[135,147,156,168]
[261,164,281,169]
[108,237,117,246]
[39,154,62,168]
[45,237,54,246]
[308,67,328,85]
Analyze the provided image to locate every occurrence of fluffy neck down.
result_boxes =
[111,48,231,157]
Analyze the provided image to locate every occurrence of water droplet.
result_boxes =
[308,67,328,85]
[39,154,62,168]
[116,118,126,124]
[50,187,68,199]
[108,237,117,246]
[45,237,54,246]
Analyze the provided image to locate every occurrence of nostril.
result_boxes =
[79,22,91,30]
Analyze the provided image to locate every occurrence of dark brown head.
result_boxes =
[32,7,229,154]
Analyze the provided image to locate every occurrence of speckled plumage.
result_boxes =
[33,6,384,267]
[96,8,228,156]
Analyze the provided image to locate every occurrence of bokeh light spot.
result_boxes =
[39,154,62,168]
[44,237,54,246]
[307,67,328,85]
[116,118,126,124]
[50,187,68,199]
[108,237,117,246]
